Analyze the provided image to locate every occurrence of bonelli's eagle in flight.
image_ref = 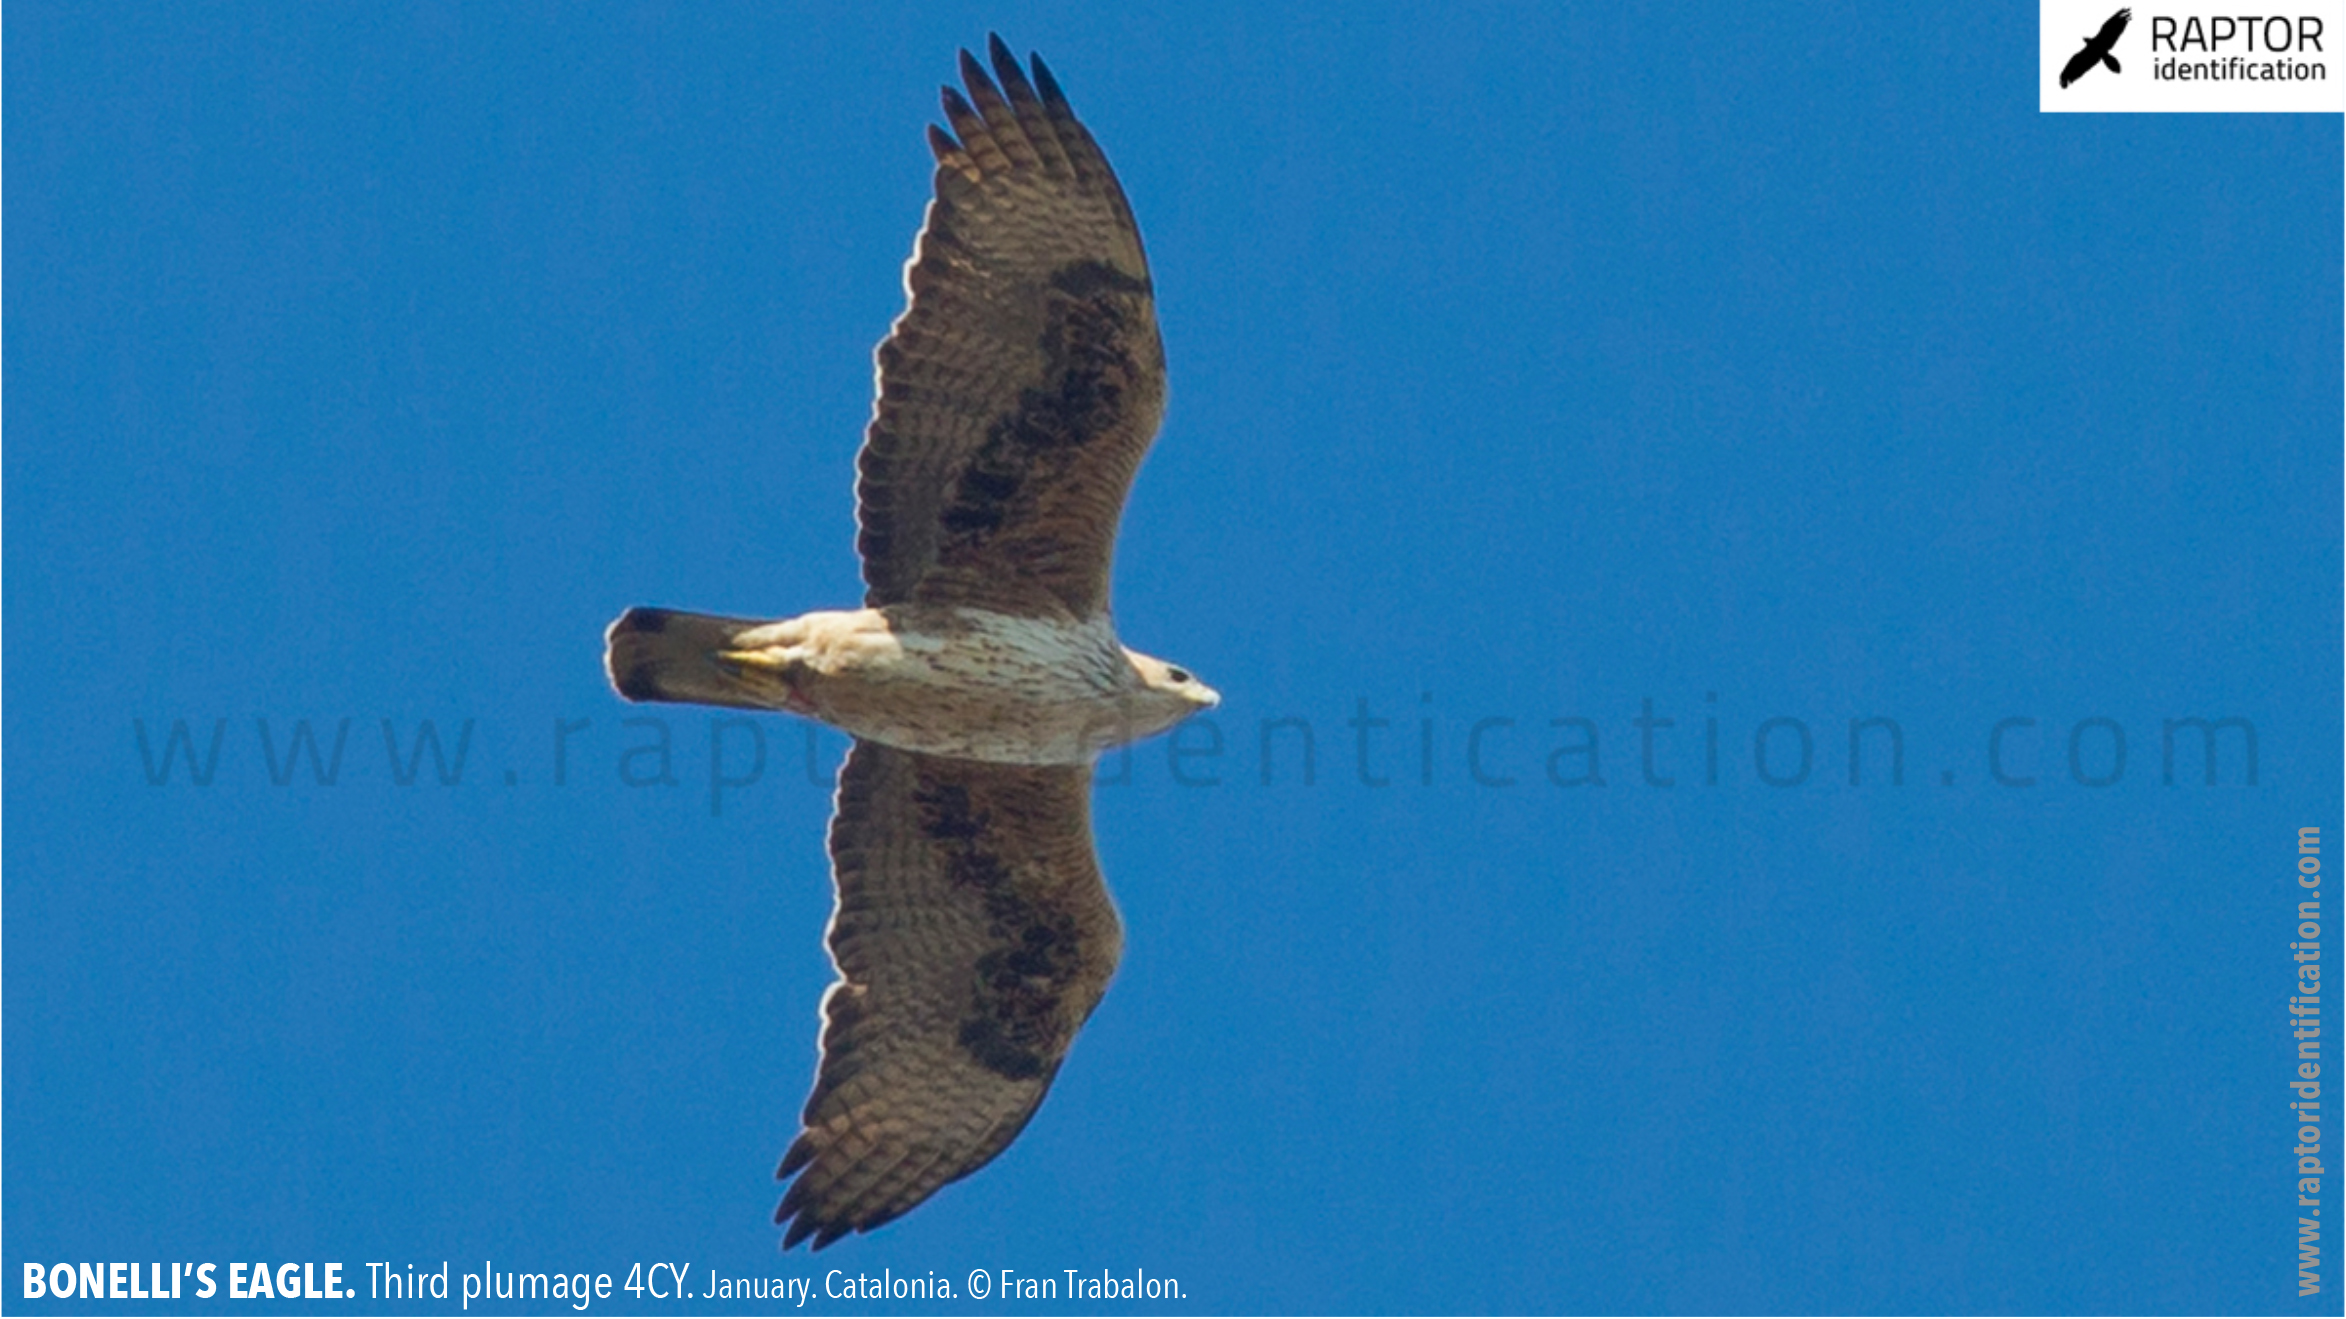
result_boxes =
[603,38,1215,1248]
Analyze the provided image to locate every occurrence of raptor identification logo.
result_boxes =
[2040,0,2345,109]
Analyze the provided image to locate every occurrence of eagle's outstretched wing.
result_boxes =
[854,35,1166,620]
[776,740,1122,1249]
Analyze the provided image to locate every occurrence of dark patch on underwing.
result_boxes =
[916,781,984,841]
[933,276,1144,541]
[960,467,1019,503]
[913,771,1085,1081]
[1048,259,1151,300]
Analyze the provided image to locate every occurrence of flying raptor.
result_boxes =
[2060,9,2131,88]
[603,37,1215,1249]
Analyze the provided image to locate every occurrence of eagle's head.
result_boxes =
[1122,647,1220,735]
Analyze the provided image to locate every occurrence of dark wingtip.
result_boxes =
[926,122,957,159]
[940,84,976,122]
[775,1137,823,1250]
[776,1134,816,1180]
[777,1197,853,1252]
[988,33,1037,102]
[1031,52,1066,105]
[957,47,998,102]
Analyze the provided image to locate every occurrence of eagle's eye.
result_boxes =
[1167,666,1191,684]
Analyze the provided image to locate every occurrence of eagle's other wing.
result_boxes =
[2095,8,2132,46]
[855,35,1165,619]
[776,740,1123,1249]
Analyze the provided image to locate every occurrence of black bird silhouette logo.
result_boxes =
[2060,9,2132,87]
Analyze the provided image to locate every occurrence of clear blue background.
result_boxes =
[7,2,2340,1314]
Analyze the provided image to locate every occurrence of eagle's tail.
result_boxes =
[2103,53,2120,74]
[604,606,792,711]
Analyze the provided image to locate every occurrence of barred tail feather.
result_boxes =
[604,606,784,710]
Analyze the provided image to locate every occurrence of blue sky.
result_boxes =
[6,2,2340,1314]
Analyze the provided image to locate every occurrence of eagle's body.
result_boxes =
[609,603,1203,764]
[602,37,1213,1249]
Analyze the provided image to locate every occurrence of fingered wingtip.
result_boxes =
[987,33,1038,102]
[1030,52,1065,104]
[774,1203,850,1252]
[957,46,998,100]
